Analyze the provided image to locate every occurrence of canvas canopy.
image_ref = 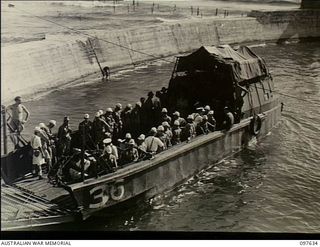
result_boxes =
[175,45,268,83]
[166,45,269,116]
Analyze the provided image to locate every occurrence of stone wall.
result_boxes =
[2,10,320,103]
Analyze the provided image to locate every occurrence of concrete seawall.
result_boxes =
[2,10,320,103]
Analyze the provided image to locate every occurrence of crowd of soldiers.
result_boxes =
[6,90,235,184]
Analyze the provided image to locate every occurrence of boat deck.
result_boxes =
[1,182,77,230]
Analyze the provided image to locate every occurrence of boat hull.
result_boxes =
[70,99,282,220]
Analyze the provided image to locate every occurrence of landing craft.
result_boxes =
[1,45,281,228]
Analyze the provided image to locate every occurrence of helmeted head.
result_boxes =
[173,120,180,126]
[162,121,170,128]
[84,113,89,119]
[202,115,208,121]
[34,126,41,134]
[125,133,132,140]
[161,108,168,114]
[173,111,180,118]
[208,110,214,116]
[106,108,113,114]
[98,110,104,116]
[157,125,164,132]
[150,127,157,135]
[95,111,101,118]
[126,104,133,110]
[135,101,142,108]
[204,105,211,112]
[39,123,46,129]
[137,134,145,141]
[48,120,56,128]
[187,115,194,122]
[115,103,122,110]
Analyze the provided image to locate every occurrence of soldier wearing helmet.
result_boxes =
[160,108,171,125]
[79,113,94,149]
[156,125,168,150]
[207,110,216,132]
[122,139,139,164]
[31,127,45,179]
[162,121,172,148]
[172,111,186,127]
[57,116,72,158]
[181,115,196,141]
[145,127,164,154]
[104,107,115,134]
[172,120,182,145]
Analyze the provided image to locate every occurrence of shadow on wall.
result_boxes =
[249,10,320,44]
[301,0,320,9]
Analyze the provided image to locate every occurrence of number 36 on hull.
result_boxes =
[84,182,126,209]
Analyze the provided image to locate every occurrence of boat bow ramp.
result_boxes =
[1,182,78,230]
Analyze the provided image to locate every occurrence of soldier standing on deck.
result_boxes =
[171,120,182,145]
[57,116,72,157]
[79,114,93,149]
[113,103,123,141]
[159,108,171,125]
[31,127,45,179]
[131,102,142,137]
[104,108,115,135]
[172,111,187,127]
[207,111,216,132]
[144,92,156,130]
[182,115,196,141]
[6,96,30,148]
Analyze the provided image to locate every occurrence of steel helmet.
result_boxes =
[138,134,145,141]
[162,121,170,127]
[39,123,46,128]
[49,120,56,126]
[173,120,180,126]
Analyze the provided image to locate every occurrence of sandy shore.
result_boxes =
[1,0,299,46]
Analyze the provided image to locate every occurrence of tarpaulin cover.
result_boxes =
[175,45,268,83]
[166,45,269,115]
